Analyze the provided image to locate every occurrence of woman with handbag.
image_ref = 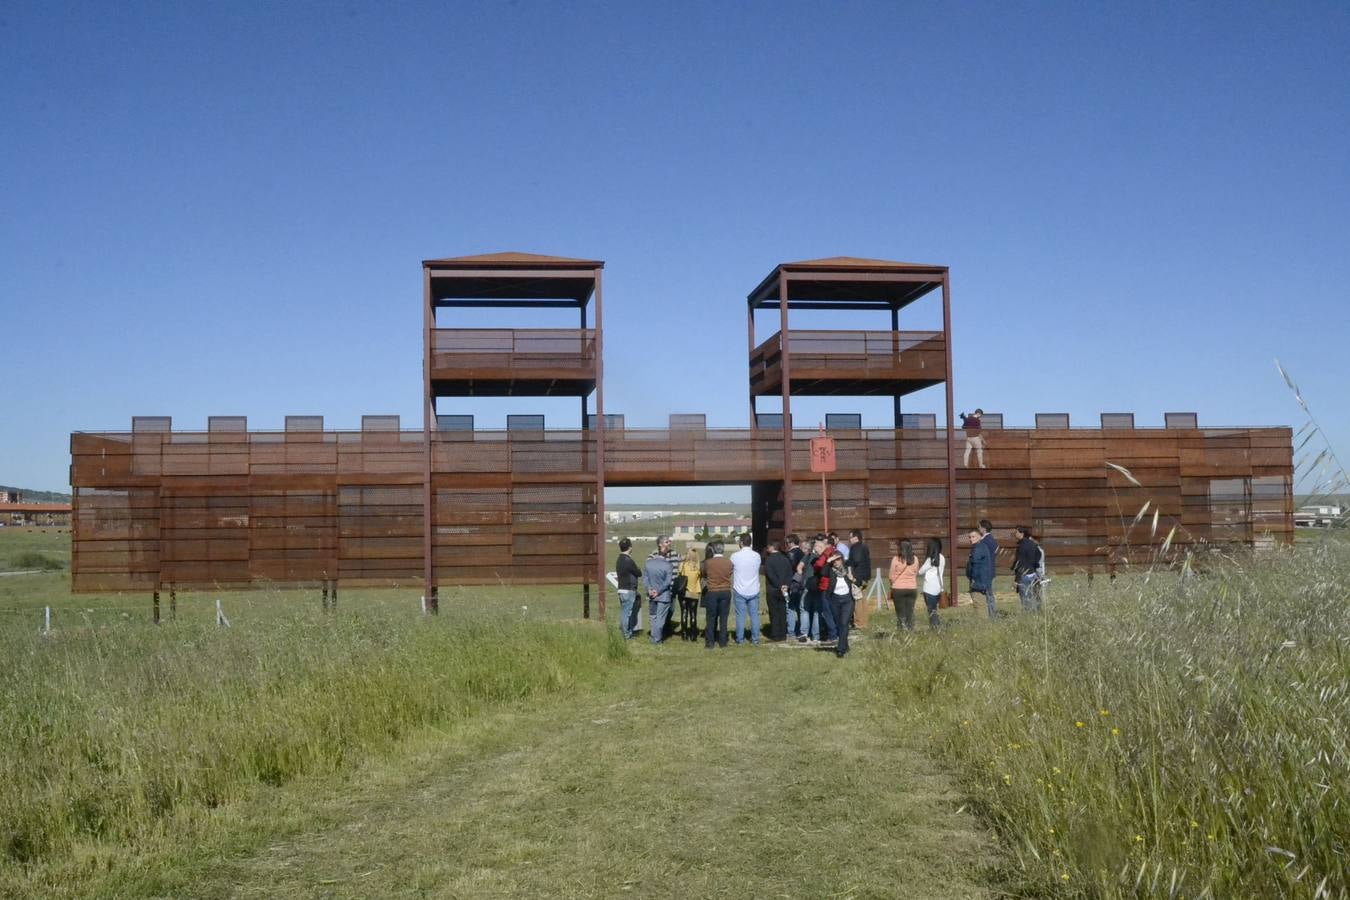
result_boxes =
[676,548,702,641]
[824,549,856,658]
[917,537,946,630]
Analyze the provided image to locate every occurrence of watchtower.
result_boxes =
[421,252,606,614]
[746,257,956,556]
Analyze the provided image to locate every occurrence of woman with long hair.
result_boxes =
[678,548,702,640]
[889,539,920,631]
[917,537,946,630]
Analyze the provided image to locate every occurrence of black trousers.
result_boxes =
[832,594,855,656]
[703,591,731,647]
[678,591,699,639]
[892,588,917,631]
[767,588,788,641]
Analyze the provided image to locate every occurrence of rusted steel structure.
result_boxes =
[69,253,1294,613]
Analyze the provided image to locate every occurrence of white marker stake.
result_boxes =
[42,606,51,636]
[216,598,231,628]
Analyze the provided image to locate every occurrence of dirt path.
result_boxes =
[175,639,993,898]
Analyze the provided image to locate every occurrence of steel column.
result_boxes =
[593,268,607,622]
[891,304,902,428]
[422,265,437,613]
[942,274,958,607]
[748,301,756,432]
[778,270,793,535]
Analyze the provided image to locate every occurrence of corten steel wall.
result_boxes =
[70,424,1291,592]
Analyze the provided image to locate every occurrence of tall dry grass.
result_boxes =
[867,541,1349,897]
[0,602,627,884]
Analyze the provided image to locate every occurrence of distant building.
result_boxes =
[1295,504,1344,527]
[671,518,752,540]
[2,501,71,527]
[0,490,20,504]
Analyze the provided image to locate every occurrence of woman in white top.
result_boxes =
[917,537,946,630]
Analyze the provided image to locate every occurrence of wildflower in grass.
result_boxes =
[1061,873,1070,881]
[1003,774,1012,784]
[1111,727,1120,736]
[1135,834,1144,843]
[1075,720,1085,728]
[1099,708,1110,717]
[1190,820,1199,829]
[1048,827,1055,834]
[1052,766,1062,775]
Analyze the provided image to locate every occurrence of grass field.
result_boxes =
[2,528,1346,897]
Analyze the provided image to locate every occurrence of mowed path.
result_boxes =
[180,637,992,899]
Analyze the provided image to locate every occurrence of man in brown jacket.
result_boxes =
[701,541,734,649]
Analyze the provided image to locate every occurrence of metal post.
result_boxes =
[593,267,607,622]
[582,304,592,620]
[891,304,902,428]
[422,265,438,614]
[331,582,338,610]
[748,300,757,432]
[322,582,329,611]
[169,586,177,621]
[778,269,793,535]
[152,590,160,625]
[942,274,959,607]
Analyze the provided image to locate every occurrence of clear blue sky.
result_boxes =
[3,0,1347,500]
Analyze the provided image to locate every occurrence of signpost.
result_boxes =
[810,425,836,533]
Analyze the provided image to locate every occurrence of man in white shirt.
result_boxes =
[730,533,763,646]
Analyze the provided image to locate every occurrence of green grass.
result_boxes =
[0,528,70,572]
[865,541,1350,898]
[0,583,628,896]
[76,637,994,899]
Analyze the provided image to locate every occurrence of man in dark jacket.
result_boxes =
[979,519,999,616]
[846,529,873,629]
[1011,525,1042,613]
[785,534,807,640]
[966,524,996,621]
[615,538,642,639]
[763,539,794,641]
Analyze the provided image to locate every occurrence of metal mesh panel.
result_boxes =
[900,414,936,430]
[980,413,1003,430]
[1101,413,1135,429]
[69,422,1291,590]
[362,415,400,432]
[1035,413,1070,429]
[286,415,324,432]
[208,416,247,432]
[1165,412,1199,429]
[825,414,862,431]
[132,416,171,433]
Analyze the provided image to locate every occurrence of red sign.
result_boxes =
[810,437,837,473]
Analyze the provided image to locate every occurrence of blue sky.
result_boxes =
[2,0,1347,501]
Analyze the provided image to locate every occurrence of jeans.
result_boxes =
[922,592,942,629]
[818,589,837,640]
[891,588,917,631]
[704,591,731,647]
[831,593,855,656]
[617,589,639,639]
[648,597,672,644]
[1017,573,1041,612]
[973,588,997,620]
[786,588,806,638]
[733,591,761,645]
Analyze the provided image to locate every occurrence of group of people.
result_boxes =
[615,530,874,657]
[963,518,1046,619]
[614,521,1047,654]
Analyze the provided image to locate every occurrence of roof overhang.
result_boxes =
[424,252,603,306]
[748,257,948,310]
